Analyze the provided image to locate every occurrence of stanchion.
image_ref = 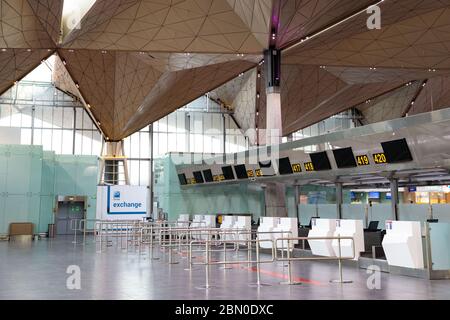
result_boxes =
[330,236,353,284]
[150,225,160,260]
[168,226,179,265]
[249,239,271,287]
[280,239,302,285]
[196,240,215,289]
[247,238,252,268]
[184,242,194,271]
[83,220,87,246]
[221,241,232,270]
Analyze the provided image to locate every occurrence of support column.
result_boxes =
[149,124,154,219]
[264,183,287,217]
[264,47,282,145]
[295,184,301,222]
[261,48,287,217]
[390,178,399,220]
[261,185,267,218]
[336,182,343,219]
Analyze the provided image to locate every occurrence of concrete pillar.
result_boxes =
[336,182,343,219]
[264,182,287,217]
[266,88,282,145]
[261,185,267,218]
[390,178,399,220]
[264,48,282,145]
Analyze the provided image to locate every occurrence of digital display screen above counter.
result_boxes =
[222,166,235,180]
[203,169,214,183]
[381,138,413,163]
[278,157,293,175]
[310,151,332,171]
[178,173,187,185]
[193,171,204,184]
[234,164,248,179]
[333,147,357,169]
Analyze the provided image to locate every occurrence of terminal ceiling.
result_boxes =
[2,0,450,141]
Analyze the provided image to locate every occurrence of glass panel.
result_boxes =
[52,129,63,154]
[92,131,102,156]
[82,110,93,130]
[21,107,33,127]
[53,107,63,129]
[168,133,177,153]
[20,128,32,145]
[168,113,177,132]
[429,223,450,270]
[140,132,150,158]
[139,160,149,186]
[130,133,140,158]
[75,108,83,129]
[41,129,53,151]
[63,108,74,129]
[0,104,11,126]
[62,130,73,154]
[82,130,93,155]
[42,107,53,128]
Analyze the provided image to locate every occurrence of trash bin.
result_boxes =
[48,224,56,238]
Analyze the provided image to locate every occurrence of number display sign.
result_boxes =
[373,153,387,164]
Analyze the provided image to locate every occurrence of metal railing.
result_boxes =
[189,238,276,289]
[275,236,356,285]
[69,219,357,288]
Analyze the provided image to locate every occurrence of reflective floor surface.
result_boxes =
[0,236,449,300]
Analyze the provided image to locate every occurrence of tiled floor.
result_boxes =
[0,236,449,300]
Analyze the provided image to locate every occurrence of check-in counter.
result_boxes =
[382,221,424,269]
[363,231,384,255]
[202,215,216,228]
[257,217,279,249]
[177,214,190,228]
[308,219,337,257]
[273,218,298,251]
[235,216,251,240]
[200,215,216,240]
[331,219,365,260]
[191,215,204,239]
[220,215,237,241]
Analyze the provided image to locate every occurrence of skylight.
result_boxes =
[62,0,96,37]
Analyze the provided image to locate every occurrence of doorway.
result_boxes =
[55,196,87,235]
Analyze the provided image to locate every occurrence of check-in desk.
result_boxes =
[234,216,251,241]
[382,221,424,269]
[273,218,298,251]
[201,215,216,240]
[332,220,365,260]
[257,217,279,249]
[220,215,237,241]
[308,219,337,257]
[191,215,204,239]
[177,214,190,228]
[298,227,311,249]
[363,230,384,255]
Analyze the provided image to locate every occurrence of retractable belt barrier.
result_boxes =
[72,219,356,288]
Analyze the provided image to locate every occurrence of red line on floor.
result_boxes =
[182,254,324,286]
[237,265,324,286]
